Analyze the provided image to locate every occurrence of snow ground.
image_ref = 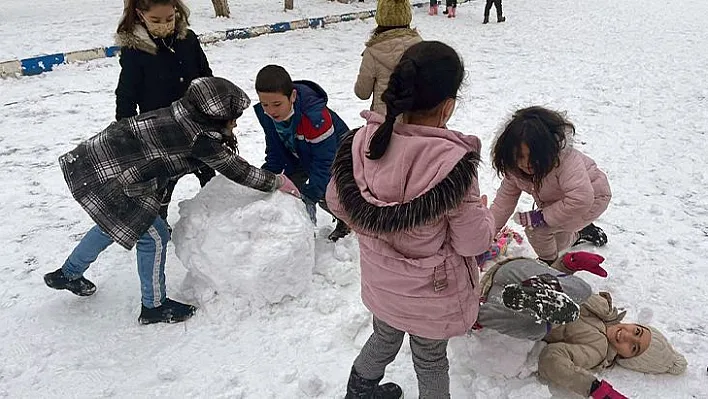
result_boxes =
[1,0,707,397]
[0,0,379,61]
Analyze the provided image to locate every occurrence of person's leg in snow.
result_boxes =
[410,335,450,399]
[347,316,404,399]
[483,0,494,23]
[135,217,196,324]
[525,224,579,265]
[495,0,505,22]
[44,224,114,296]
[476,258,592,337]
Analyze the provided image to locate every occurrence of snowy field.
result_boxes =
[1,0,708,397]
[0,0,379,61]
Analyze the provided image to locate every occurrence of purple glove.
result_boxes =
[513,210,546,228]
[590,380,627,399]
[276,174,300,198]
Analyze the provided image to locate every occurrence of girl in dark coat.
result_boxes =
[44,77,299,325]
[115,0,214,222]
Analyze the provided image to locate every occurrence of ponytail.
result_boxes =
[366,58,418,160]
[365,41,464,160]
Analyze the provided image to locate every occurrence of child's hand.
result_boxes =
[590,380,627,399]
[276,174,301,198]
[513,210,546,228]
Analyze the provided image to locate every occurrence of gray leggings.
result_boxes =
[477,258,592,340]
[354,316,450,399]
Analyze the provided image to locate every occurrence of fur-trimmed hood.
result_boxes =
[115,15,189,55]
[331,111,481,233]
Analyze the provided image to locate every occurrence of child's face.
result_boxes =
[516,142,534,175]
[606,323,651,358]
[257,90,296,122]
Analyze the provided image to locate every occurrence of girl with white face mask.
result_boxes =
[115,0,215,226]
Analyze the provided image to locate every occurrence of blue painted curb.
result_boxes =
[0,0,472,78]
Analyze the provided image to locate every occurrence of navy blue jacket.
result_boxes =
[255,81,349,202]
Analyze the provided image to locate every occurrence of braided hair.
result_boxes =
[367,41,465,160]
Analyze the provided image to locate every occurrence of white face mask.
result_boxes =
[141,15,175,38]
[269,104,295,123]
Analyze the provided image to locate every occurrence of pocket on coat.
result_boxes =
[124,177,158,197]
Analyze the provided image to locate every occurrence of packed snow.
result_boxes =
[173,178,316,308]
[1,0,707,398]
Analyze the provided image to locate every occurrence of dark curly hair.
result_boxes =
[491,106,575,189]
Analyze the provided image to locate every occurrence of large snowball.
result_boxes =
[172,175,315,308]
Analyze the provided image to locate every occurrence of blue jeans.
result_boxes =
[62,218,171,308]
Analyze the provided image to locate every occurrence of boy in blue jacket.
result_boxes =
[254,65,351,241]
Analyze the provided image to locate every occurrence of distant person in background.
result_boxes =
[428,0,439,15]
[254,65,352,241]
[356,0,422,115]
[483,0,505,24]
[445,0,457,18]
[115,0,214,225]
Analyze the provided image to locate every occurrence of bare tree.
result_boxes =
[211,0,231,17]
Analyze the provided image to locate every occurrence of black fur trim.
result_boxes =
[331,129,480,233]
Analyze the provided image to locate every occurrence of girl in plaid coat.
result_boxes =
[44,77,299,325]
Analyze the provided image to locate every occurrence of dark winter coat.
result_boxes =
[115,20,212,120]
[60,78,277,250]
[255,81,350,203]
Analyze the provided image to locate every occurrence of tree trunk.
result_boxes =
[211,0,231,17]
[284,0,294,10]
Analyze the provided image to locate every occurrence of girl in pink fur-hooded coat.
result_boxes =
[327,41,494,399]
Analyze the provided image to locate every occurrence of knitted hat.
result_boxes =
[615,326,688,375]
[375,0,413,27]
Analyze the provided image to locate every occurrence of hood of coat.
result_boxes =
[331,111,481,234]
[115,15,189,55]
[365,28,422,70]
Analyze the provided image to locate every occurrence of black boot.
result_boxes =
[44,268,96,296]
[573,223,608,247]
[483,16,489,24]
[345,366,403,399]
[502,281,579,325]
[497,16,506,23]
[138,298,197,325]
[328,219,351,242]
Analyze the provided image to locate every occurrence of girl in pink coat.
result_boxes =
[490,106,612,264]
[326,41,495,399]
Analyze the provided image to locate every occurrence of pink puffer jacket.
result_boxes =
[490,148,612,233]
[326,111,495,339]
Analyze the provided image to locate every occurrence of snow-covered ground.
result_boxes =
[0,0,379,61]
[1,0,707,397]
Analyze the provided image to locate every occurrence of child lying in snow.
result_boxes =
[475,253,687,398]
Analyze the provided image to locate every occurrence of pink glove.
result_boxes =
[513,210,546,228]
[562,252,607,277]
[276,174,300,198]
[590,380,627,399]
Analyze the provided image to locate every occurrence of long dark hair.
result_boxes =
[117,0,190,34]
[491,106,575,189]
[367,41,464,160]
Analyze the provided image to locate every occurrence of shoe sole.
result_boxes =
[502,284,579,324]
